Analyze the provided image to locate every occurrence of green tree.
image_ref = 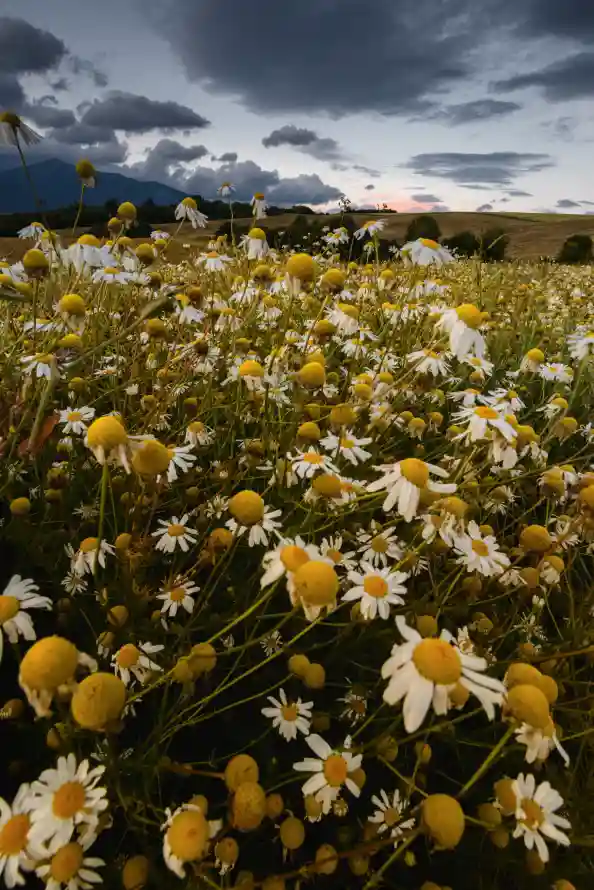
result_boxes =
[479,227,508,261]
[557,234,593,264]
[443,230,480,257]
[405,215,441,242]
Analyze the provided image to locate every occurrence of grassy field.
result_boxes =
[1,211,594,262]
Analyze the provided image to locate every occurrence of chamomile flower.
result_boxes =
[112,641,164,686]
[200,252,231,272]
[18,222,45,241]
[382,616,505,732]
[291,449,339,480]
[26,754,108,853]
[453,521,510,577]
[453,405,516,442]
[261,688,313,741]
[567,329,594,360]
[35,838,104,890]
[260,538,320,589]
[539,362,573,384]
[185,422,214,447]
[342,564,408,620]
[319,535,357,571]
[400,238,454,267]
[0,575,51,660]
[515,720,570,767]
[58,406,95,436]
[156,579,199,618]
[293,735,362,814]
[407,348,451,377]
[164,445,196,482]
[436,304,486,359]
[356,524,403,567]
[152,515,199,553]
[511,774,570,863]
[21,353,56,379]
[368,789,415,843]
[70,539,115,577]
[251,193,268,219]
[464,355,494,379]
[175,197,208,229]
[319,430,373,465]
[0,783,38,888]
[354,219,386,239]
[226,505,283,547]
[368,458,456,522]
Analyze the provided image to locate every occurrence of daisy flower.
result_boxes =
[226,506,283,547]
[185,422,214,447]
[260,538,321,589]
[319,535,357,571]
[567,330,594,361]
[156,579,200,618]
[449,387,482,408]
[368,789,415,844]
[342,564,408,620]
[175,197,208,229]
[152,515,198,553]
[453,405,516,443]
[481,388,523,413]
[251,192,268,220]
[539,363,573,384]
[368,458,456,522]
[453,521,510,577]
[20,353,56,379]
[464,355,494,379]
[70,539,115,577]
[515,720,570,767]
[58,406,95,436]
[261,688,313,741]
[436,304,486,359]
[354,219,386,239]
[26,755,108,853]
[511,774,571,863]
[35,838,104,890]
[0,783,38,888]
[218,182,234,197]
[356,524,403,567]
[293,735,362,814]
[112,641,164,686]
[18,222,45,241]
[165,445,196,482]
[91,267,136,285]
[199,252,231,273]
[0,575,52,661]
[319,430,373,465]
[291,449,339,480]
[382,616,505,732]
[406,349,450,377]
[400,238,454,267]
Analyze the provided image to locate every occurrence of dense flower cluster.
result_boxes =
[0,197,590,890]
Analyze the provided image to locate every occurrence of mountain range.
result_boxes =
[0,159,186,214]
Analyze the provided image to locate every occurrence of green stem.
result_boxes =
[72,182,86,238]
[94,462,110,577]
[458,725,515,798]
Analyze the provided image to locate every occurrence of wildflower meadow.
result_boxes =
[0,117,592,890]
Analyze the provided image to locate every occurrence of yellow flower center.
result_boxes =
[280,545,310,573]
[420,238,439,249]
[471,538,490,557]
[80,537,99,553]
[50,843,84,882]
[519,799,545,830]
[303,453,324,465]
[326,548,342,564]
[340,437,355,449]
[0,595,19,624]
[383,807,400,828]
[117,644,141,668]
[323,754,348,788]
[456,304,483,328]
[281,703,299,722]
[413,639,462,684]
[0,814,30,855]
[67,411,82,422]
[370,535,389,554]
[474,406,498,420]
[229,490,265,525]
[167,524,186,537]
[52,782,86,819]
[400,458,429,488]
[363,576,388,598]
[170,587,186,603]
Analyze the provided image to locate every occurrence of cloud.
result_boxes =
[411,193,442,203]
[556,198,581,208]
[430,204,450,212]
[476,203,494,211]
[541,116,577,142]
[128,138,209,181]
[146,0,489,117]
[516,1,594,42]
[365,184,375,191]
[263,125,343,161]
[50,78,70,92]
[493,52,594,101]
[23,101,76,130]
[352,164,381,178]
[0,72,25,110]
[213,152,238,163]
[0,16,67,75]
[68,56,108,88]
[404,152,554,186]
[506,189,533,197]
[80,91,210,133]
[427,99,522,125]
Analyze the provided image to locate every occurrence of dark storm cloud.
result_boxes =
[263,125,343,161]
[129,138,209,180]
[175,159,341,205]
[493,53,594,101]
[428,99,521,126]
[0,73,25,109]
[476,203,493,211]
[68,56,108,88]
[411,193,442,203]
[50,122,119,146]
[517,0,594,41]
[80,91,210,133]
[23,101,76,129]
[146,0,482,116]
[50,78,70,92]
[506,189,533,197]
[404,152,554,186]
[213,152,238,163]
[0,16,67,75]
[365,184,375,191]
[556,198,581,208]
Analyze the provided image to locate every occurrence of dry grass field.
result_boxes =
[1,211,594,262]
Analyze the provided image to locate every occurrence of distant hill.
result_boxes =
[0,159,187,213]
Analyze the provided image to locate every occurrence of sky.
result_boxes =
[1,0,593,212]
